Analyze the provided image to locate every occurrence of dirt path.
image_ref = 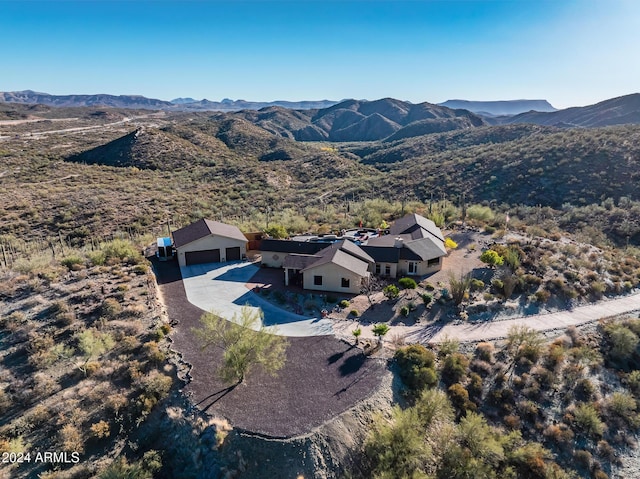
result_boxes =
[334,292,640,345]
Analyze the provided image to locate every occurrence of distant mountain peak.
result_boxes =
[438,99,557,116]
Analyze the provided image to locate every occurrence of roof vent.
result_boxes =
[394,237,404,248]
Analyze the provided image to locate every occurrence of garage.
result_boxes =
[172,219,248,268]
[185,249,220,265]
[225,246,241,261]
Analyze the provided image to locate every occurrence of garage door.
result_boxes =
[225,246,241,261]
[185,249,220,265]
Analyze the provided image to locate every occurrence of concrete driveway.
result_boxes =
[180,261,333,337]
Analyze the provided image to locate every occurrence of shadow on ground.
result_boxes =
[152,258,387,438]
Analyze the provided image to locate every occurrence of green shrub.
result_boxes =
[400,306,410,317]
[383,284,399,300]
[572,403,605,438]
[339,299,350,308]
[480,249,504,267]
[441,353,470,386]
[394,344,437,394]
[470,278,485,291]
[349,309,359,317]
[398,277,417,289]
[61,255,84,270]
[101,298,122,319]
[447,383,476,414]
[421,293,433,305]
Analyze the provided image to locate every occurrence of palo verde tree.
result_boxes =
[193,306,288,385]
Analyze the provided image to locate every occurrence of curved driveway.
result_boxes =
[180,261,333,337]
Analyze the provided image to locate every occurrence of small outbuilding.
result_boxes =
[172,218,247,267]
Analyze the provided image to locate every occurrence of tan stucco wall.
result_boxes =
[260,251,287,268]
[374,262,399,279]
[303,262,367,294]
[177,235,247,267]
[397,257,442,277]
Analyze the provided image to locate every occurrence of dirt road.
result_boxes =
[334,292,640,344]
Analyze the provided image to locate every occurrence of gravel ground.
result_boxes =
[153,258,386,438]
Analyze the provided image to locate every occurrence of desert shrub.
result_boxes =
[470,278,485,291]
[101,298,122,319]
[480,249,504,267]
[573,449,592,470]
[383,284,399,300]
[398,277,417,289]
[394,344,437,395]
[98,450,162,479]
[447,383,476,415]
[572,403,605,438]
[349,309,359,317]
[574,378,596,401]
[545,343,566,369]
[606,391,639,425]
[88,251,106,266]
[399,305,409,317]
[504,414,521,430]
[137,371,172,413]
[421,293,433,305]
[543,424,574,444]
[364,406,430,479]
[90,420,111,439]
[467,205,494,222]
[444,237,458,249]
[534,289,551,303]
[133,264,148,274]
[339,299,350,308]
[626,370,640,396]
[144,341,166,364]
[59,424,84,453]
[475,342,495,363]
[441,353,469,386]
[605,323,639,365]
[470,359,493,377]
[61,255,85,270]
[101,239,141,263]
[467,372,483,401]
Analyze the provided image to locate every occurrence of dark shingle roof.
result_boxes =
[283,254,322,270]
[172,219,247,248]
[389,213,445,243]
[261,239,327,255]
[361,245,401,263]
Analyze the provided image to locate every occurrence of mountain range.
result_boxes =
[437,99,556,116]
[2,90,640,142]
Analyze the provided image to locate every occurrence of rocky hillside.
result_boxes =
[503,93,640,127]
[234,98,487,142]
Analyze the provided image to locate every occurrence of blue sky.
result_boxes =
[1,0,639,108]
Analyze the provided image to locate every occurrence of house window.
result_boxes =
[341,278,350,288]
[408,262,418,274]
[314,275,323,286]
[428,257,440,267]
[375,264,381,275]
[385,264,391,276]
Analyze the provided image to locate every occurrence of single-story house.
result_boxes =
[172,218,248,267]
[283,240,374,295]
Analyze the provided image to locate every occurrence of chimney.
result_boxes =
[394,237,404,248]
